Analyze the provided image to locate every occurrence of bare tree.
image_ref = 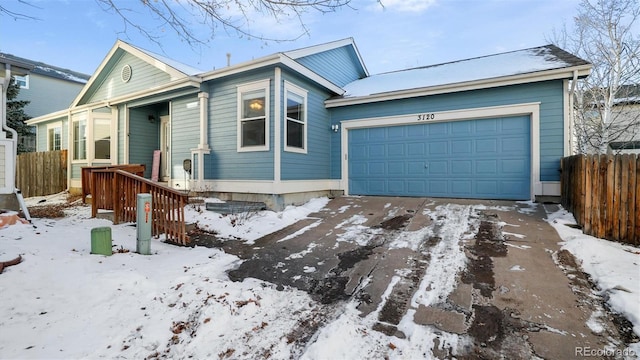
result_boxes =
[550,0,640,154]
[96,0,353,47]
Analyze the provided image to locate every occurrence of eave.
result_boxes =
[200,54,345,95]
[325,64,592,108]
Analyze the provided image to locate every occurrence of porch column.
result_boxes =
[192,92,210,188]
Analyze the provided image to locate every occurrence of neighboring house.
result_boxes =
[0,52,90,152]
[607,84,640,154]
[26,39,591,209]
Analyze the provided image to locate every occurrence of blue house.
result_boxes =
[26,38,590,209]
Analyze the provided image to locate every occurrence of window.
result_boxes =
[47,125,61,151]
[284,83,307,153]
[238,80,269,151]
[73,119,86,160]
[13,75,29,89]
[93,118,111,159]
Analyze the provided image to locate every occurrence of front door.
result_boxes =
[160,115,171,181]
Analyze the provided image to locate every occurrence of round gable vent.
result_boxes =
[121,64,132,83]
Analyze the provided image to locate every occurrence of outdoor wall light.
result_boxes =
[331,124,339,132]
[148,115,156,123]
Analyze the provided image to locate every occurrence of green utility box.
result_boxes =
[91,227,113,256]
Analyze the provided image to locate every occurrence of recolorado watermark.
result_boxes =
[575,346,637,357]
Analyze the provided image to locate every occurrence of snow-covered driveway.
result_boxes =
[0,195,637,359]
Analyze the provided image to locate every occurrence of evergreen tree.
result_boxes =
[5,78,33,153]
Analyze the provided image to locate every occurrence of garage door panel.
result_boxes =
[349,116,530,200]
[428,161,448,175]
[408,143,425,155]
[476,139,498,153]
[388,143,405,157]
[452,180,472,195]
[476,160,498,175]
[452,160,472,175]
[408,161,426,175]
[476,119,498,133]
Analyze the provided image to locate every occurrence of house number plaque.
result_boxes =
[417,113,436,121]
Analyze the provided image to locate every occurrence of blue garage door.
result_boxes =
[348,116,531,200]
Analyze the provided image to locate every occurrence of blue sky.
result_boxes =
[0,0,581,76]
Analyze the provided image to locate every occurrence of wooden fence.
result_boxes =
[90,169,190,245]
[561,154,639,245]
[16,150,67,198]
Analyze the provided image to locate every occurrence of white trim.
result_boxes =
[274,68,282,182]
[283,81,308,154]
[192,179,341,194]
[199,54,344,95]
[237,79,270,152]
[326,65,591,108]
[541,181,561,196]
[123,104,129,163]
[46,122,63,151]
[339,102,542,200]
[71,111,88,163]
[284,37,369,77]
[563,79,572,157]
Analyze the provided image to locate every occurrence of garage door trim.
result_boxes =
[339,102,541,199]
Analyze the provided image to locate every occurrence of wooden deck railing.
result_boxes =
[90,169,190,245]
[82,164,146,203]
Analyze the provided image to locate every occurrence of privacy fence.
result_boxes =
[561,154,639,245]
[16,150,67,198]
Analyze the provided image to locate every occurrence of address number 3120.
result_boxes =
[417,113,435,121]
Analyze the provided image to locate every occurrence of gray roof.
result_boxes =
[0,52,91,84]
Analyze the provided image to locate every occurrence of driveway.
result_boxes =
[191,196,629,358]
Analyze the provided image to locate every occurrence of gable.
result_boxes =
[77,50,173,105]
[294,45,367,87]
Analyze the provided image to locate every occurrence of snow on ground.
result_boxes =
[545,206,640,355]
[1,194,638,359]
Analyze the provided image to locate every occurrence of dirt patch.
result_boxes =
[461,213,506,298]
[374,214,413,230]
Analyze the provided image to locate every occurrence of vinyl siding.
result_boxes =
[329,80,566,182]
[17,74,84,117]
[171,95,200,179]
[280,72,332,180]
[128,107,160,178]
[204,69,275,180]
[295,46,365,87]
[83,52,172,104]
[35,115,68,151]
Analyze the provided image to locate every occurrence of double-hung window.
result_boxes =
[72,117,87,160]
[47,123,62,151]
[13,75,29,89]
[284,82,307,153]
[237,80,269,152]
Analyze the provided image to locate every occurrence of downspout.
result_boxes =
[2,64,19,159]
[568,70,578,154]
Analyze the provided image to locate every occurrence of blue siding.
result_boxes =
[82,52,172,105]
[295,46,365,87]
[204,68,275,180]
[128,107,160,178]
[330,80,565,182]
[280,72,333,180]
[171,95,200,179]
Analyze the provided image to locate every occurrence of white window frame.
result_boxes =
[47,122,62,151]
[284,82,308,154]
[13,74,29,89]
[237,79,270,152]
[72,114,87,161]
